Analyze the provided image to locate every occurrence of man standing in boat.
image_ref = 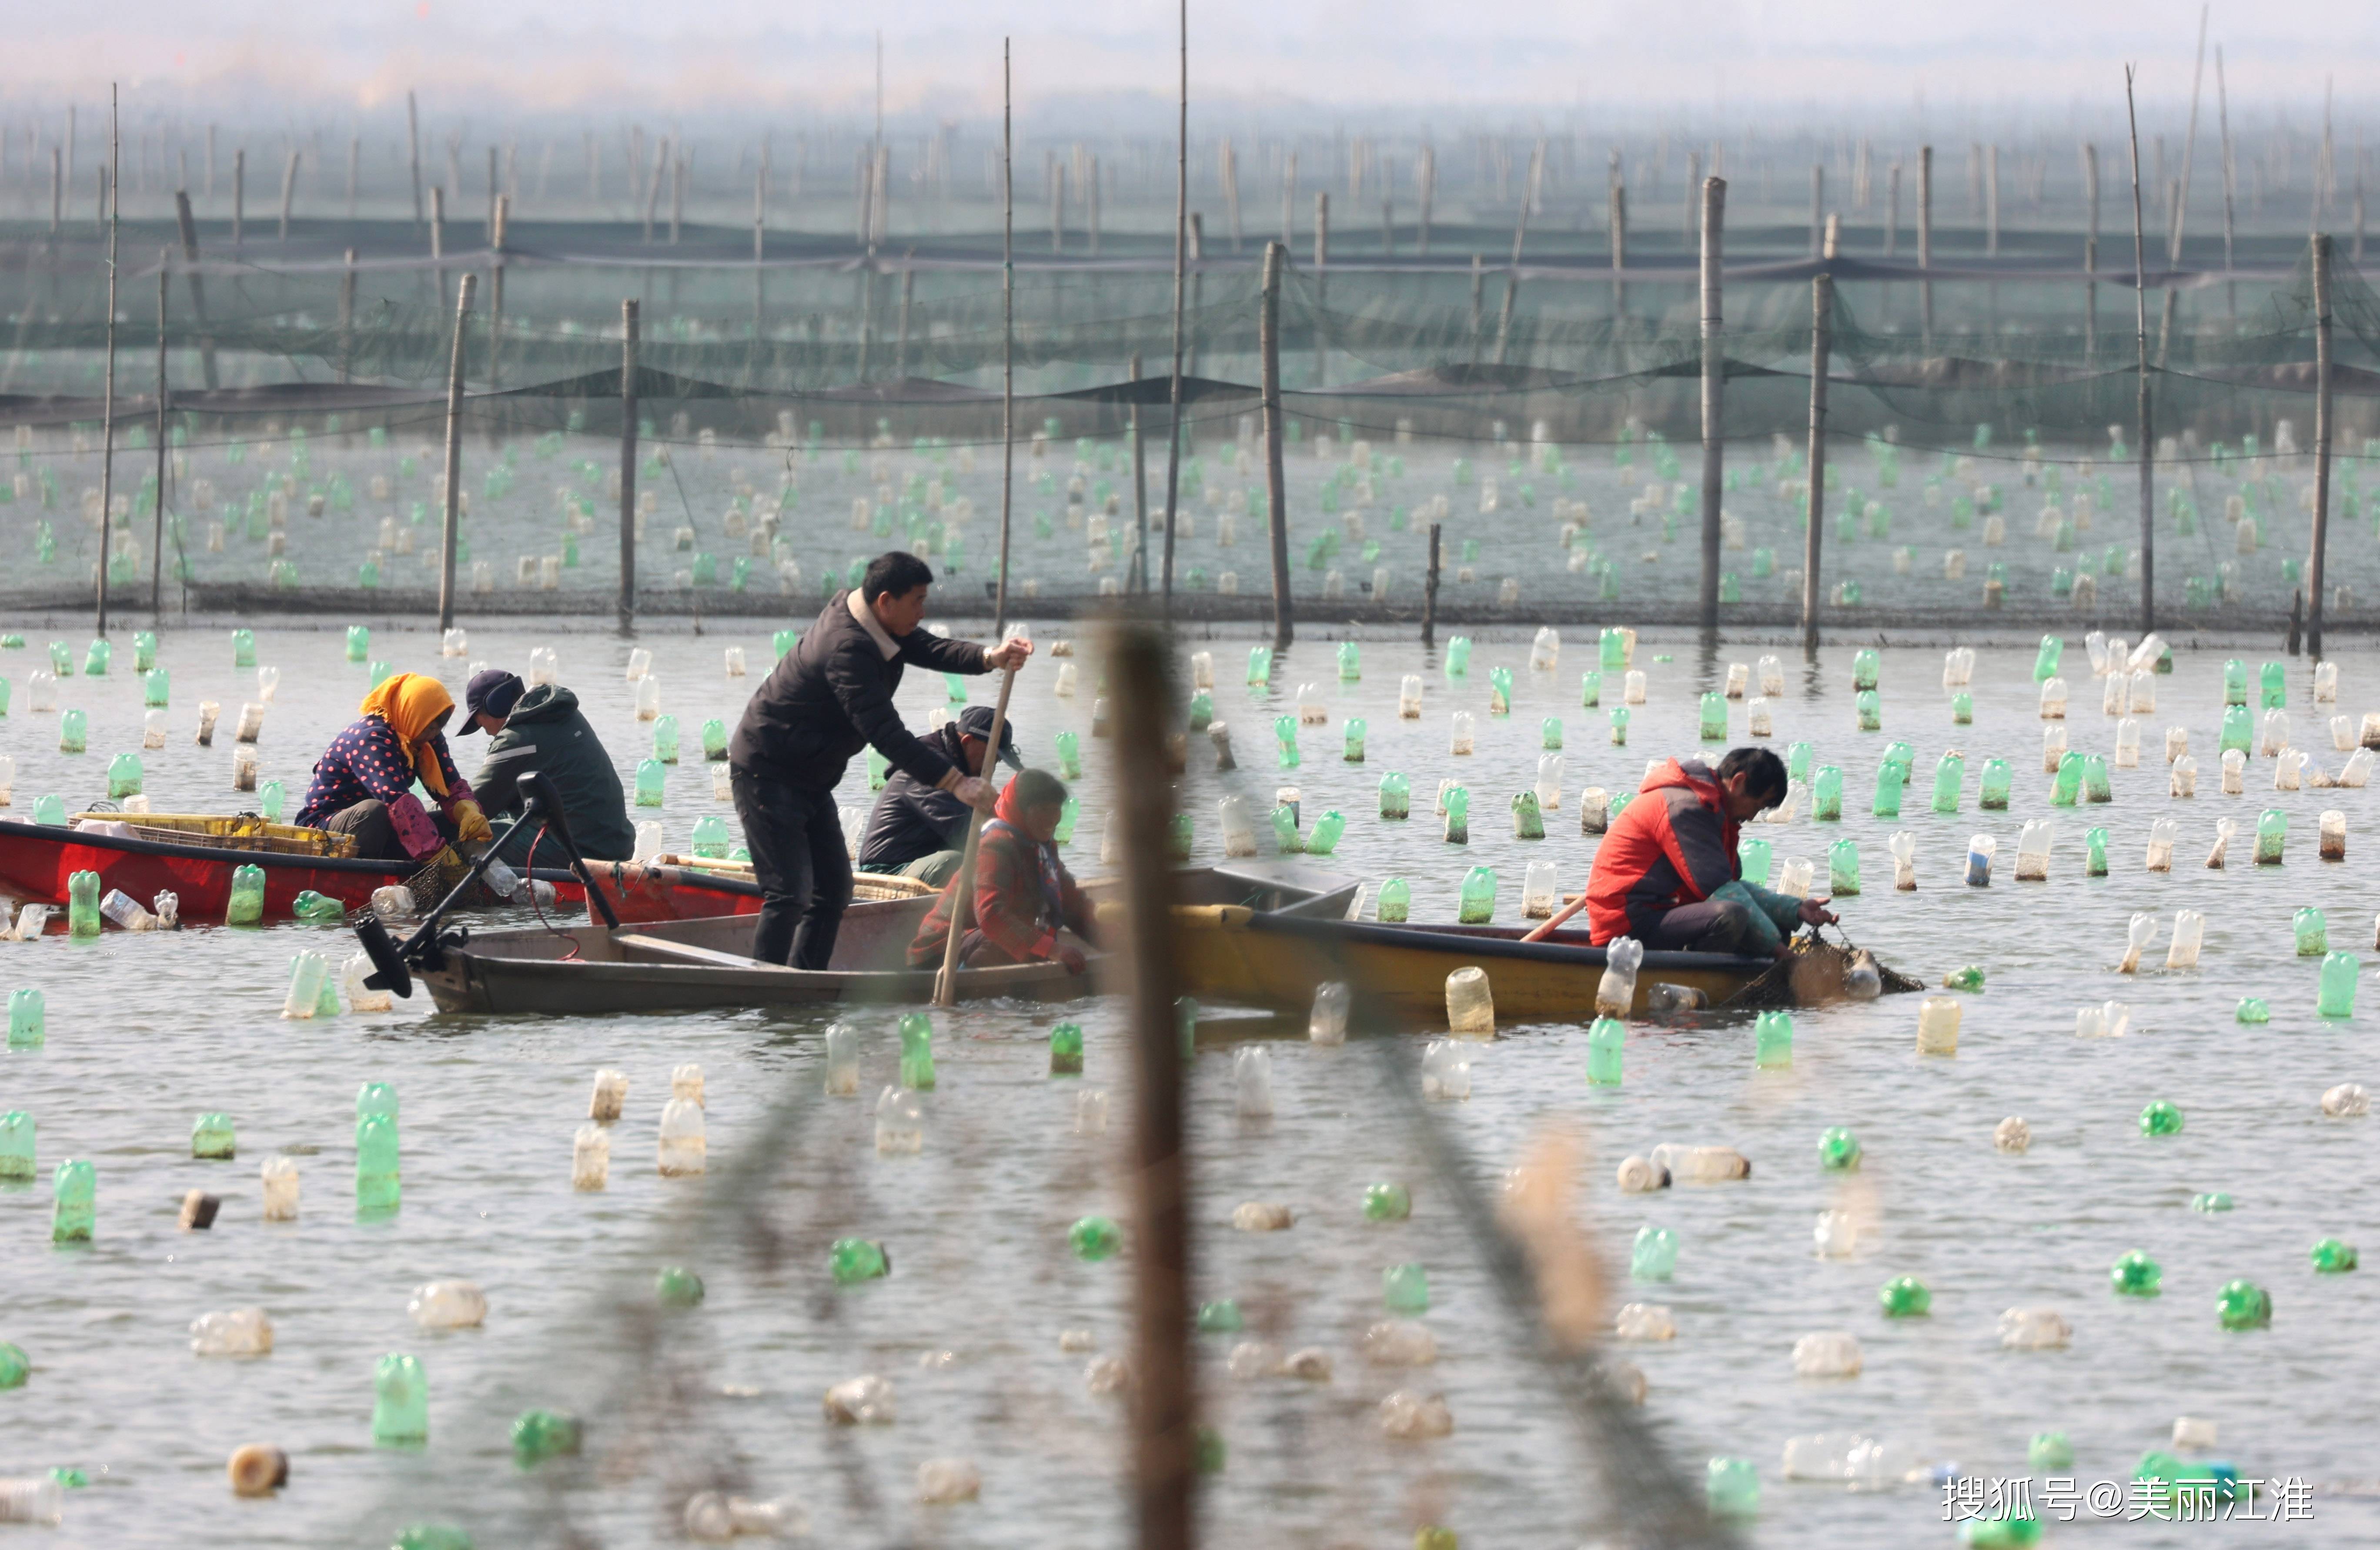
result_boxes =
[456,668,638,868]
[1584,747,1835,958]
[729,552,1031,969]
[856,703,1024,886]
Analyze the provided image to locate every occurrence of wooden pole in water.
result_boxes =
[1260,241,1293,649]
[1802,268,1832,652]
[619,298,638,631]
[931,666,1016,1010]
[232,147,244,251]
[172,191,218,389]
[2084,144,2100,362]
[338,248,358,383]
[1493,144,1540,366]
[2173,4,2208,267]
[1129,353,1148,591]
[2216,47,2237,319]
[1159,1,1190,611]
[97,85,120,638]
[1101,621,1192,1550]
[2306,233,2333,659]
[437,272,476,632]
[2124,66,2156,635]
[997,40,1016,638]
[1422,521,1441,648]
[1697,174,1726,635]
[407,90,424,225]
[1917,146,1933,345]
[153,255,169,618]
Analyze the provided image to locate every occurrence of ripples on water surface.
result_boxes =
[3,622,2379,1547]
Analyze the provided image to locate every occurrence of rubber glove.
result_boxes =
[451,799,495,847]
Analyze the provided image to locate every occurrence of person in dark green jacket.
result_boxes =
[458,669,638,867]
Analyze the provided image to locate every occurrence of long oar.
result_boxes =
[1520,890,1591,944]
[932,665,1017,1007]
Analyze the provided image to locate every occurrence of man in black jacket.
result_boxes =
[855,704,1023,885]
[729,551,1031,968]
[458,668,638,869]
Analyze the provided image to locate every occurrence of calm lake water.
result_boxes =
[3,618,2377,1548]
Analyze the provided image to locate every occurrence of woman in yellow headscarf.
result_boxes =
[297,672,496,862]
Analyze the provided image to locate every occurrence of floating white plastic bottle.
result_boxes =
[1653,1143,1751,1182]
[722,646,747,678]
[2207,816,2237,868]
[528,646,560,686]
[1443,968,1494,1036]
[441,627,469,658]
[1889,831,1916,890]
[0,1476,65,1526]
[2319,809,2347,861]
[1915,996,1961,1055]
[2115,718,2141,767]
[823,1024,862,1094]
[1308,982,1351,1045]
[1624,669,1648,705]
[1781,856,1815,897]
[260,1156,299,1221]
[142,708,168,749]
[572,1123,611,1190]
[2042,725,2067,773]
[191,1307,274,1357]
[2274,748,2306,791]
[1812,1210,1858,1258]
[2220,748,2246,795]
[1074,1089,1109,1136]
[281,952,330,1019]
[2166,726,2190,762]
[235,702,265,742]
[635,676,662,721]
[588,1068,628,1121]
[2260,709,2291,757]
[1233,1047,1274,1116]
[672,1062,705,1106]
[2146,818,2177,871]
[1994,1116,2031,1152]
[2166,910,2204,968]
[632,821,665,862]
[1218,795,1257,858]
[1792,1331,1863,1378]
[341,952,393,1013]
[408,1279,488,1330]
[1522,860,1559,919]
[1421,1037,1473,1098]
[2170,755,2197,798]
[2038,678,2067,718]
[1535,753,1564,811]
[1397,674,1424,718]
[876,1086,925,1152]
[1998,1307,2072,1349]
[2015,819,2055,881]
[1596,938,1643,1017]
[1448,711,1474,755]
[657,1098,707,1175]
[1964,835,1996,887]
[2119,913,2158,973]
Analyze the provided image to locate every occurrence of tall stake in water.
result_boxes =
[2172,5,2209,266]
[153,255,168,619]
[995,39,1015,639]
[1260,243,1293,648]
[2124,65,2156,634]
[2306,234,2334,659]
[437,274,477,632]
[407,90,423,226]
[1697,174,1726,635]
[618,298,638,631]
[1158,0,1190,610]
[1803,266,1833,652]
[97,84,119,639]
[1918,145,1934,345]
[2216,48,2237,318]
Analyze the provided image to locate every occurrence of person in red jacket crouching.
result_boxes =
[906,768,1099,973]
[1584,747,1836,958]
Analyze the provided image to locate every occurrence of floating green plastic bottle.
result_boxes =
[1274,715,1300,768]
[1587,1016,1625,1084]
[2050,751,2083,807]
[773,628,800,659]
[1706,1456,1759,1518]
[1978,758,2012,810]
[82,639,109,677]
[2216,1279,2270,1329]
[1167,813,1193,861]
[1443,785,1470,843]
[2028,1433,2075,1473]
[1697,691,1727,740]
[1538,717,1564,753]
[2311,1237,2359,1273]
[1054,729,1082,778]
[1197,1299,1245,1333]
[1306,810,1346,856]
[10,989,44,1049]
[356,1112,401,1216]
[2254,808,2287,865]
[1378,771,1411,819]
[1457,866,1498,924]
[2219,704,2253,754]
[2032,635,2062,681]
[1878,1275,1932,1316]
[1343,718,1367,762]
[231,629,256,668]
[1755,1010,1794,1069]
[51,1158,94,1243]
[1443,637,1471,676]
[511,1408,582,1468]
[1739,836,1772,886]
[1921,754,1958,814]
[1818,1125,1860,1169]
[2296,908,2329,956]
[142,668,169,707]
[1852,648,1880,691]
[655,1266,705,1307]
[2220,657,2248,705]
[1377,878,1411,923]
[1854,689,1882,732]
[1608,706,1629,745]
[132,631,157,672]
[634,758,665,808]
[0,1111,33,1179]
[291,891,345,924]
[1872,760,1905,817]
[2081,826,2108,875]
[1384,1263,1432,1311]
[58,708,86,754]
[33,795,66,827]
[1828,839,1862,895]
[2236,996,2270,1023]
[47,641,72,675]
[66,871,100,938]
[191,1112,236,1160]
[1942,965,1985,992]
[0,1342,25,1390]
[863,746,889,790]
[258,779,286,822]
[1336,640,1361,681]
[898,1012,936,1089]
[1786,741,1815,782]
[227,864,266,925]
[2080,754,2112,804]
[373,1353,428,1445]
[1364,1182,1412,1221]
[1812,765,1843,820]
[2139,1100,2184,1136]
[1051,795,1078,845]
[829,1238,891,1284]
[1185,691,1213,732]
[689,815,730,858]
[1488,666,1514,715]
[652,714,681,764]
[1579,669,1603,707]
[1511,791,1544,840]
[700,718,729,762]
[1070,1216,1121,1261]
[2318,952,2360,1017]
[1630,1227,1678,1282]
[2191,1192,2233,1213]
[1049,1022,1084,1075]
[2259,660,2286,709]
[1270,805,1304,855]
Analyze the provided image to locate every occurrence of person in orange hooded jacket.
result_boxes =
[906,768,1097,973]
[1584,747,1834,957]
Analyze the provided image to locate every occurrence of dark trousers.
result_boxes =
[1639,898,1764,955]
[321,799,405,862]
[732,768,852,970]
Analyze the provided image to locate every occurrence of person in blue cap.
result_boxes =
[458,667,638,868]
[855,703,1025,885]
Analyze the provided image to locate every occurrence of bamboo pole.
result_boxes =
[1697,174,1726,635]
[97,86,120,638]
[1493,144,1540,366]
[2306,234,2334,659]
[437,273,476,632]
[1918,146,1933,346]
[2173,5,2209,267]
[2216,48,2237,319]
[489,195,508,389]
[996,40,1016,639]
[1260,242,1292,649]
[1101,621,1192,1550]
[232,147,244,251]
[153,254,169,618]
[619,298,638,631]
[2124,66,2157,635]
[931,665,1016,1009]
[1802,270,1832,651]
[1159,0,1190,611]
[1808,164,1823,258]
[1985,144,1999,257]
[2084,144,2100,362]
[407,91,424,225]
[277,148,298,241]
[172,191,218,389]
[338,247,358,383]
[1129,353,1148,591]
[1422,521,1441,648]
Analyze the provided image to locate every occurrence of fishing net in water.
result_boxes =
[1725,932,1925,1009]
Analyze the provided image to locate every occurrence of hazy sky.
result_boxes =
[17,1,2377,123]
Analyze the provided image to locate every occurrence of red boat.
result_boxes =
[0,819,809,926]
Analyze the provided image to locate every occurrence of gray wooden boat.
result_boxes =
[407,860,1361,1016]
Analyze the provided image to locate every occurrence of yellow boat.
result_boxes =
[1167,863,1775,1025]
